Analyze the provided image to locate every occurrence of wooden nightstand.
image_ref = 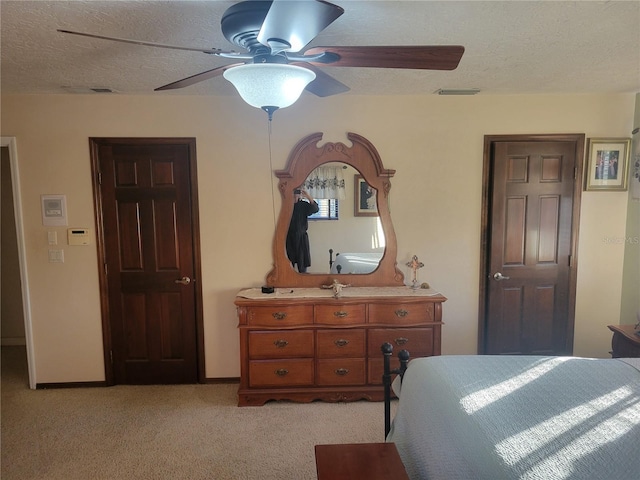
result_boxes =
[315,443,409,480]
[607,324,640,358]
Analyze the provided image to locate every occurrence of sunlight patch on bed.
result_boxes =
[495,387,639,478]
[460,357,573,414]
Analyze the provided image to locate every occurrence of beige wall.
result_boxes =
[1,146,26,344]
[1,92,635,383]
[620,93,640,326]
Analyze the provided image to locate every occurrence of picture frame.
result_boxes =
[584,138,630,191]
[354,174,378,217]
[41,194,68,226]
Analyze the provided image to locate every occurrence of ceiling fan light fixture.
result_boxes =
[223,63,316,117]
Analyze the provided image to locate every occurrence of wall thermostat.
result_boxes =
[67,228,90,246]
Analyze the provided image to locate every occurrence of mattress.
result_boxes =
[330,252,383,274]
[387,355,640,480]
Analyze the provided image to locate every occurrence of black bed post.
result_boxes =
[382,342,394,438]
[382,343,410,438]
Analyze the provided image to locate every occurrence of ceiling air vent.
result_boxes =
[435,88,480,95]
[61,86,116,94]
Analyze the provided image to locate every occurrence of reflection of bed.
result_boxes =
[329,252,383,274]
[385,350,640,480]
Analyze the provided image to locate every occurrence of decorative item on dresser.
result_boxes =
[235,287,446,406]
[607,324,640,358]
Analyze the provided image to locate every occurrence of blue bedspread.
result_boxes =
[387,355,640,480]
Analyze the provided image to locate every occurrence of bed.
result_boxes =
[383,347,640,480]
[329,251,383,274]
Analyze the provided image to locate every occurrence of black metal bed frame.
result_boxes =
[382,342,410,437]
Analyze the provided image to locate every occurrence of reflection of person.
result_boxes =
[286,188,319,273]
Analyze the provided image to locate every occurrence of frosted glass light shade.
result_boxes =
[223,63,316,110]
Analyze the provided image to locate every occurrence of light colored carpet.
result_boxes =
[1,346,393,480]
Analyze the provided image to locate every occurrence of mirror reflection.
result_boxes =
[286,162,386,274]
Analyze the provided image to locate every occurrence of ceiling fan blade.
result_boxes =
[258,0,344,54]
[57,29,230,55]
[155,63,245,91]
[304,45,465,70]
[293,63,350,97]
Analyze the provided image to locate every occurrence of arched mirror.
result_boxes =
[266,132,404,287]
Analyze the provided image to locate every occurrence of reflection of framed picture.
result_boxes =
[354,174,378,217]
[41,194,68,226]
[584,138,630,191]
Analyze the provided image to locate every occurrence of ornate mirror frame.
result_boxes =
[266,132,405,287]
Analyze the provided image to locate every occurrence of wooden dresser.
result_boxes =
[608,324,640,358]
[235,287,446,406]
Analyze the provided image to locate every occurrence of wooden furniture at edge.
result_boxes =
[235,289,446,406]
[607,324,640,358]
[315,443,409,480]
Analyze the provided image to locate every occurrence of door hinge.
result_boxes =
[109,350,113,364]
[104,263,108,275]
[568,254,573,267]
[97,171,103,185]
[574,167,578,179]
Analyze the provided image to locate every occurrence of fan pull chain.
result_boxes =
[267,118,277,231]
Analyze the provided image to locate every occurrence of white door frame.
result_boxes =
[1,136,36,388]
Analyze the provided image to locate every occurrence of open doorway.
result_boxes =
[1,137,35,388]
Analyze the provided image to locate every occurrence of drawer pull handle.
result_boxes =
[273,339,289,348]
[395,309,409,318]
[333,311,349,318]
[272,312,287,320]
[275,368,289,377]
[395,337,409,346]
[335,368,349,376]
[334,339,350,347]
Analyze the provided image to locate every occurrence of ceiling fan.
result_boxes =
[58,0,465,118]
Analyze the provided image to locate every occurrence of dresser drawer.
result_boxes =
[246,305,313,327]
[316,359,366,386]
[248,330,314,359]
[368,303,434,325]
[368,328,434,357]
[317,329,366,358]
[315,304,366,325]
[249,359,314,387]
[367,327,434,385]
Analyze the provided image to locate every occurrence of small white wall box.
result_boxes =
[41,194,67,226]
[67,228,90,245]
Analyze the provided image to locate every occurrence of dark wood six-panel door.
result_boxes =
[481,135,583,355]
[91,138,203,384]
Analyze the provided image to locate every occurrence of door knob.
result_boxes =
[174,276,191,285]
[493,272,510,281]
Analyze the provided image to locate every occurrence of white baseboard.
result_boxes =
[1,337,26,346]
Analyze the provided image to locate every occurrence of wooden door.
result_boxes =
[91,138,203,384]
[479,135,584,355]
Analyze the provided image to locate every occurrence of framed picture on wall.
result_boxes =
[354,174,378,217]
[584,137,630,191]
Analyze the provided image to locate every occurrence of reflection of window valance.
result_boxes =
[304,166,346,200]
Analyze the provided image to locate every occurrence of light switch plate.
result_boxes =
[47,231,57,245]
[48,249,64,263]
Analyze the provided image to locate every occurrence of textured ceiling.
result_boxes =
[1,0,639,97]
